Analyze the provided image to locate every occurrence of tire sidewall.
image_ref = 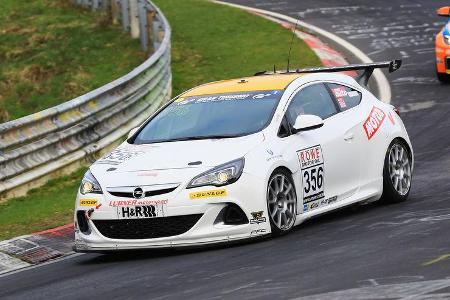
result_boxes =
[267,169,297,236]
[382,139,412,203]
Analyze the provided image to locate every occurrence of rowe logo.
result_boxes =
[363,106,386,140]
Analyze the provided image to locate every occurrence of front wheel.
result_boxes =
[267,169,297,235]
[437,71,450,83]
[381,140,412,203]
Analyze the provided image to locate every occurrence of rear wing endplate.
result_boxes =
[254,59,402,86]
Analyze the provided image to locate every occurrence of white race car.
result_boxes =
[74,60,413,252]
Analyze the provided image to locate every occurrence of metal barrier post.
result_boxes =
[138,0,149,51]
[92,0,99,10]
[129,0,140,38]
[120,0,130,32]
[111,0,120,24]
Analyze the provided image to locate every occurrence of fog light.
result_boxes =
[76,210,90,234]
[214,204,249,225]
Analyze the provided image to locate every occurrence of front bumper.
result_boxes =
[74,172,271,252]
[435,32,450,74]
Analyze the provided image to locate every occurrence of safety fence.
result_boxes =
[0,0,171,200]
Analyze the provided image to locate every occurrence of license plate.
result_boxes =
[117,205,165,219]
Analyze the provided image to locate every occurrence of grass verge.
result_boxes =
[0,169,86,240]
[0,0,320,240]
[0,0,146,122]
[153,0,320,96]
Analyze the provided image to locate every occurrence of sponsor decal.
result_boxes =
[337,97,347,108]
[96,147,145,165]
[79,199,98,207]
[176,90,282,106]
[363,106,386,140]
[321,196,337,206]
[266,149,283,161]
[331,87,348,98]
[297,145,325,204]
[305,196,337,213]
[189,189,227,199]
[137,171,158,177]
[109,199,168,207]
[250,211,267,224]
[118,205,164,219]
[251,229,267,235]
[75,238,88,250]
[347,91,359,97]
[252,93,272,99]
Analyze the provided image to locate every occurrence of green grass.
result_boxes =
[153,0,320,96]
[0,0,320,240]
[0,0,146,122]
[0,168,86,240]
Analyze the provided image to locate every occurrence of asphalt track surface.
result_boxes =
[1,1,450,299]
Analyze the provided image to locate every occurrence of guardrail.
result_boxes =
[0,0,171,200]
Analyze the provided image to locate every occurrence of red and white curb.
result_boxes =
[0,224,74,275]
[213,0,392,103]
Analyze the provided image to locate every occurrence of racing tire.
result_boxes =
[267,169,297,236]
[381,139,412,203]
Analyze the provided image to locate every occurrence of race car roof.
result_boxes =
[182,74,303,97]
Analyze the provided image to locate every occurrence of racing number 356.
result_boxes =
[303,166,323,194]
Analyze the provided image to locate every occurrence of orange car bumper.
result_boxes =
[436,31,450,74]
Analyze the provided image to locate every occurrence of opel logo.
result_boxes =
[133,187,144,199]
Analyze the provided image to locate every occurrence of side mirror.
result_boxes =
[292,114,324,133]
[128,127,139,139]
[437,6,450,17]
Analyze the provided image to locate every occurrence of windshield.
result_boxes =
[132,90,283,144]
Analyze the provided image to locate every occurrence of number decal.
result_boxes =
[303,171,310,193]
[297,145,325,212]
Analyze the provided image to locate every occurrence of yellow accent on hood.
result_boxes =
[182,74,303,97]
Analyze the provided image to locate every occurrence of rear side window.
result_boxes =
[327,83,362,111]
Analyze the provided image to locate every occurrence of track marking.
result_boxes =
[213,0,392,103]
[423,254,450,266]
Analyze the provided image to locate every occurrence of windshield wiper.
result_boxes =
[168,135,238,142]
[136,135,239,145]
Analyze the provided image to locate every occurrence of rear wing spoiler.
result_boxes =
[254,59,402,86]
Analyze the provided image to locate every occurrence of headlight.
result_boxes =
[444,35,450,45]
[187,158,245,189]
[80,170,102,194]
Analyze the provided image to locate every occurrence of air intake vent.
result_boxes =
[108,187,177,198]
[92,214,203,239]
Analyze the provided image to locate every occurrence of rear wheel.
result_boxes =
[381,140,412,203]
[267,169,297,235]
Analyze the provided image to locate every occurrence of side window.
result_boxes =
[327,83,362,111]
[286,83,337,125]
[278,116,291,138]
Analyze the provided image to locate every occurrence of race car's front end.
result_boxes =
[74,152,271,252]
[435,7,450,80]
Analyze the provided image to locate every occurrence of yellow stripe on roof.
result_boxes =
[182,74,303,97]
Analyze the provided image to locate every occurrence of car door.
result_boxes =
[283,82,361,214]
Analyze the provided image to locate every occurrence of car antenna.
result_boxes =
[286,18,300,72]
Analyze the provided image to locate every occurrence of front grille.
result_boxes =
[92,214,203,239]
[108,187,177,198]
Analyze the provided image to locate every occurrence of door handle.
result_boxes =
[344,133,354,141]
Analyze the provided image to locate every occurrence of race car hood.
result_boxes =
[90,133,264,187]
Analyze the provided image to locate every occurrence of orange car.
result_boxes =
[436,6,450,82]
